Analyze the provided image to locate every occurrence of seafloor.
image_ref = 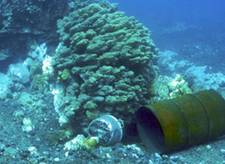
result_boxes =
[1,97,225,164]
[0,0,225,163]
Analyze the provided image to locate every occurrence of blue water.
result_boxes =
[110,0,225,72]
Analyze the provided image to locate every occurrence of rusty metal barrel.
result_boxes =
[135,90,225,153]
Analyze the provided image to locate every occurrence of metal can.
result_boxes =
[88,114,123,145]
[136,90,225,153]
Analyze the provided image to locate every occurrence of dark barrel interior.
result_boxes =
[135,106,165,153]
[136,90,225,154]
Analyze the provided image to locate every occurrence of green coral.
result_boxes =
[84,101,97,110]
[58,69,71,81]
[151,74,192,102]
[53,1,158,125]
[31,74,49,91]
[168,74,192,98]
[64,134,99,151]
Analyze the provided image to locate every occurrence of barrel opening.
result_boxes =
[136,106,165,152]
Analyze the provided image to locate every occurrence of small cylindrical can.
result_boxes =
[88,114,123,145]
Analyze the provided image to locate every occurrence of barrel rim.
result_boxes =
[136,106,165,153]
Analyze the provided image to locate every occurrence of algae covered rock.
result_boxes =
[151,74,192,102]
[53,1,158,125]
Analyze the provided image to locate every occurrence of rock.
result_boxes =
[206,145,212,149]
[0,73,12,99]
[22,117,34,132]
[8,62,30,84]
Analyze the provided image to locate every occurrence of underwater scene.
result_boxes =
[0,0,225,163]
